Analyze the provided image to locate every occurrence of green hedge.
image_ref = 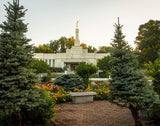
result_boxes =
[49,67,63,72]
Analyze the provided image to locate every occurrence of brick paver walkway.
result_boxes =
[53,101,135,126]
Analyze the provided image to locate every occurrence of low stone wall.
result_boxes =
[89,78,110,83]
[52,77,152,85]
[37,73,47,78]
[52,77,110,82]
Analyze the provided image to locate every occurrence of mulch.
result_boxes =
[52,101,135,126]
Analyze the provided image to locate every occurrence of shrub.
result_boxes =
[75,62,98,87]
[48,73,63,78]
[53,74,85,91]
[0,112,15,126]
[21,90,55,125]
[0,89,56,126]
[49,67,63,72]
[146,58,160,95]
[99,71,111,78]
[41,75,51,82]
[148,100,160,125]
[89,73,98,78]
[28,59,50,73]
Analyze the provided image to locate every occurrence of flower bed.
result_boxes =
[35,81,109,104]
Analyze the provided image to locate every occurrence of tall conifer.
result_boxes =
[0,1,46,125]
[109,18,156,126]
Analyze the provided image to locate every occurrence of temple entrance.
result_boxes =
[64,62,85,74]
[64,62,79,72]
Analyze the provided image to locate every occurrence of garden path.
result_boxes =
[53,101,135,126]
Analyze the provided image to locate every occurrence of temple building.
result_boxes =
[33,22,109,72]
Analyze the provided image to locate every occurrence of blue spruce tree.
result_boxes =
[0,1,51,126]
[109,18,156,126]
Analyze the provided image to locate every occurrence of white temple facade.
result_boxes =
[33,24,109,72]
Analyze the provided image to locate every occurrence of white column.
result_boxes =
[51,59,53,67]
[75,28,80,46]
[47,59,49,65]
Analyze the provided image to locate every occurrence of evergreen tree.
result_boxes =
[109,18,156,126]
[0,1,48,126]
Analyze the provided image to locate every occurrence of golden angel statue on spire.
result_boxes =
[76,21,79,27]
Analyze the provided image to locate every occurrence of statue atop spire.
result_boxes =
[76,21,79,28]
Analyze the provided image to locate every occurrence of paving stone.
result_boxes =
[53,101,135,126]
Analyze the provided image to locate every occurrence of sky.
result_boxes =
[0,0,160,49]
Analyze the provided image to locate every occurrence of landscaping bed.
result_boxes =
[36,81,109,104]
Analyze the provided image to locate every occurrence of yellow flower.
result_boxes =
[74,88,80,92]
[85,87,92,92]
[80,90,83,92]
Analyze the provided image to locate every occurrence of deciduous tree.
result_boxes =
[33,45,52,53]
[66,36,75,49]
[49,40,60,53]
[80,43,87,49]
[80,43,97,53]
[97,46,114,53]
[59,36,67,53]
[87,45,97,53]
[97,56,112,77]
[135,20,160,65]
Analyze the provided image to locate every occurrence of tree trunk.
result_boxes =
[129,105,143,126]
[13,111,22,126]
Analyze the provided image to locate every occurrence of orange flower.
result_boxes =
[103,90,109,94]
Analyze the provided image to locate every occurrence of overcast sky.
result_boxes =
[0,0,160,49]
